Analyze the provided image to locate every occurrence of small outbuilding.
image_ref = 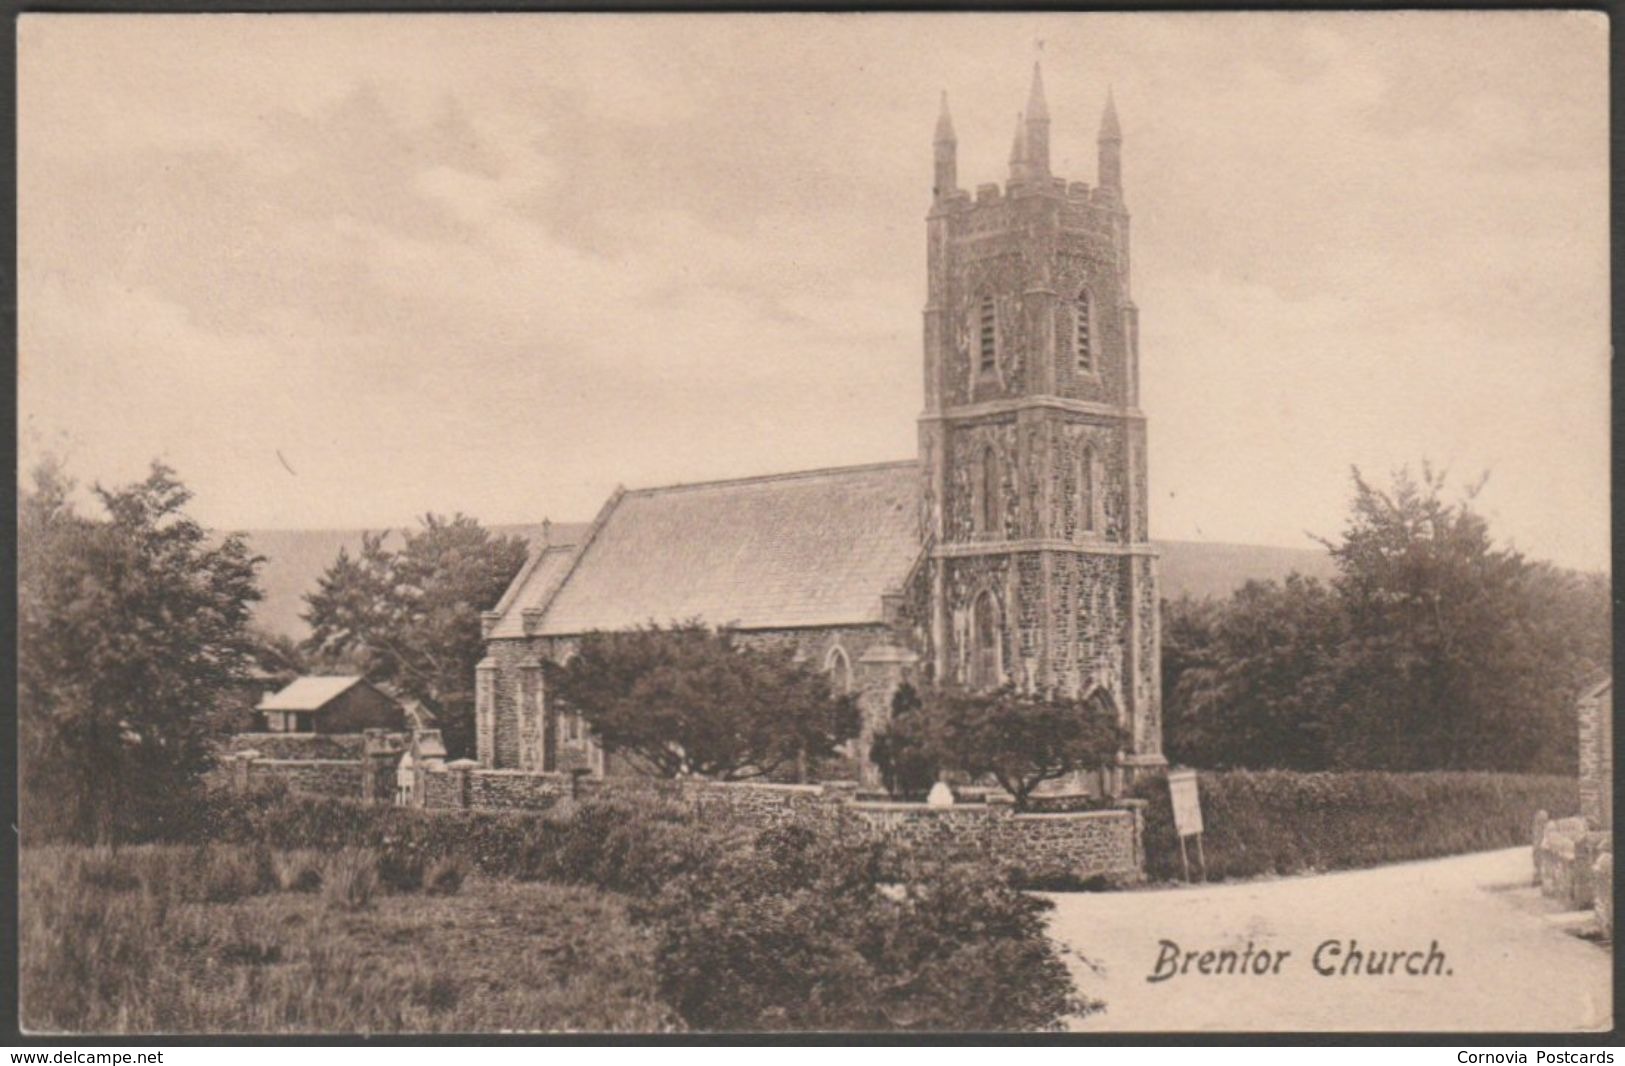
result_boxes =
[257,676,405,734]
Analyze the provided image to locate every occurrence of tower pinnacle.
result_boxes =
[1024,61,1051,177]
[1098,86,1122,143]
[1008,111,1030,183]
[934,90,955,144]
[1098,88,1123,195]
[933,91,958,201]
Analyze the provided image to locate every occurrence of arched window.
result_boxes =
[1075,289,1095,373]
[978,295,997,373]
[979,446,1000,536]
[1079,444,1098,534]
[970,591,1002,690]
[824,645,853,695]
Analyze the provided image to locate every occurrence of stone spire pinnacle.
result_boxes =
[934,90,955,144]
[1024,61,1051,177]
[1097,87,1123,196]
[1026,60,1049,122]
[933,91,958,201]
[1009,111,1029,182]
[1099,86,1122,143]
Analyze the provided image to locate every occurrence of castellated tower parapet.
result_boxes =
[918,65,1164,774]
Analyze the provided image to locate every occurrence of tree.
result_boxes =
[1162,464,1610,774]
[1161,576,1344,770]
[301,514,529,757]
[927,686,1125,810]
[19,459,264,843]
[869,682,941,799]
[543,622,861,780]
[1322,464,1606,772]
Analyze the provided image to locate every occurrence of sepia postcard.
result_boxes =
[13,10,1613,1039]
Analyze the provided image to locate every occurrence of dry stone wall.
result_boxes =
[225,749,1144,881]
[426,767,1141,881]
[246,758,361,800]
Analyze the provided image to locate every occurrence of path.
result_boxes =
[1045,847,1612,1032]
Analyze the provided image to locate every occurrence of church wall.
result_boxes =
[941,550,1135,706]
[1053,212,1131,407]
[946,417,1020,541]
[482,623,906,774]
[935,198,1130,412]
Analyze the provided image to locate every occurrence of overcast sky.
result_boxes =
[18,12,1610,570]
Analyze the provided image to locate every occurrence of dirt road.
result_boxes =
[1045,847,1611,1032]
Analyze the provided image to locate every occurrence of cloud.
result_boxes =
[18,12,1610,569]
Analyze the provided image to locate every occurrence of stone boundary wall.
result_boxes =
[246,758,362,800]
[422,765,1142,881]
[229,733,373,760]
[224,749,1144,881]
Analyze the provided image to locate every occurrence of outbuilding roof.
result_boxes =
[489,460,922,638]
[258,675,367,712]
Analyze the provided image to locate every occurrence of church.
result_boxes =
[474,62,1165,787]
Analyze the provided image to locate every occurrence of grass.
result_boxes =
[21,845,675,1034]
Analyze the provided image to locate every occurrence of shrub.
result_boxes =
[322,848,379,911]
[190,844,276,904]
[78,847,142,893]
[531,797,719,896]
[21,844,673,1033]
[870,683,939,800]
[1132,769,1581,881]
[423,856,466,896]
[646,823,1091,1031]
[272,850,325,893]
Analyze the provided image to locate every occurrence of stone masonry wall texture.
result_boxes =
[246,758,362,800]
[416,767,1141,881]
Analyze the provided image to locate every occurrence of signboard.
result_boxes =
[1168,769,1203,837]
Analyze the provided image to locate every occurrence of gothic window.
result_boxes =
[1075,289,1095,373]
[978,446,1000,536]
[1084,683,1123,729]
[978,295,997,373]
[825,645,853,695]
[1079,444,1098,534]
[970,590,1002,690]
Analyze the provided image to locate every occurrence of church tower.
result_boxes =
[918,64,1164,774]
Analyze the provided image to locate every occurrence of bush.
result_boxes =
[646,823,1091,1031]
[322,848,379,911]
[1133,769,1580,882]
[21,844,674,1033]
[191,844,277,904]
[179,790,723,899]
[527,797,720,896]
[272,850,325,893]
[423,856,466,896]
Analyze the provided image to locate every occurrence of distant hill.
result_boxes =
[242,524,1337,642]
[243,522,589,641]
[1156,538,1337,602]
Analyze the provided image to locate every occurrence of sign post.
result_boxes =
[1167,768,1206,882]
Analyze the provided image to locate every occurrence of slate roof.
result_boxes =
[487,543,583,639]
[258,675,366,712]
[490,460,923,638]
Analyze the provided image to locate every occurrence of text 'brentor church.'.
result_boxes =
[475,62,1166,788]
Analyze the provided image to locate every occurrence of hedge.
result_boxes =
[163,786,719,896]
[1132,769,1579,882]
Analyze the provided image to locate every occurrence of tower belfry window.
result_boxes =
[978,296,997,372]
[1075,290,1094,373]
